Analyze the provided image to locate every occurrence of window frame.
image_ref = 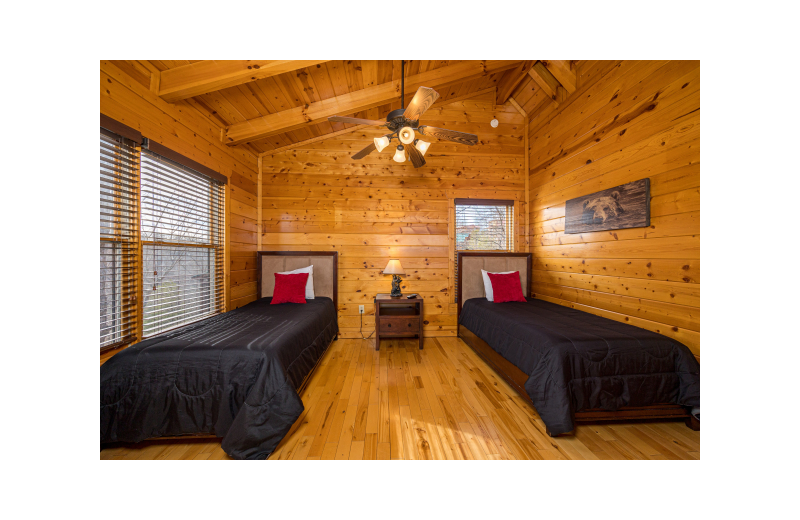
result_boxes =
[100,128,141,351]
[139,148,226,337]
[451,198,518,303]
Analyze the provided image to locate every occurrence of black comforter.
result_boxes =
[101,297,338,459]
[459,297,699,435]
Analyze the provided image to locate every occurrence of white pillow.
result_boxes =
[278,265,315,299]
[481,269,517,302]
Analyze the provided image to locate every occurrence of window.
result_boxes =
[140,149,225,336]
[454,198,514,301]
[100,129,139,348]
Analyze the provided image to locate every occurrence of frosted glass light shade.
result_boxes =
[398,126,415,144]
[374,136,390,152]
[415,140,431,156]
[393,145,406,163]
[383,259,405,275]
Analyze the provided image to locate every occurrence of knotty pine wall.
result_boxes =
[260,93,526,337]
[526,60,700,357]
[100,61,260,312]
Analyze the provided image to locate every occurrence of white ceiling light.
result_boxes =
[490,119,499,128]
[398,126,415,144]
[374,135,390,152]
[393,145,406,163]
[415,140,431,156]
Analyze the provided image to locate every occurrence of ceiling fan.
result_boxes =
[327,60,478,168]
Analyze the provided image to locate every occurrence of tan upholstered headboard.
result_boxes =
[456,252,532,316]
[257,251,338,310]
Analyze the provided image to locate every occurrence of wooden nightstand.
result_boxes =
[374,293,423,351]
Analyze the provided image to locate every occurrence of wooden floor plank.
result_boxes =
[377,442,391,460]
[101,337,700,460]
[363,433,378,460]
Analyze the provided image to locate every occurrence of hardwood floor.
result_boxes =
[100,337,700,460]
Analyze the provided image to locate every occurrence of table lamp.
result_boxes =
[383,259,406,298]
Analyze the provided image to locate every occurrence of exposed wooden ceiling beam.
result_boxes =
[527,61,561,104]
[543,60,577,94]
[507,97,527,117]
[496,60,534,105]
[224,60,523,146]
[158,60,331,102]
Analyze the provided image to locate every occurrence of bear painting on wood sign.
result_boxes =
[583,191,624,223]
[565,179,650,234]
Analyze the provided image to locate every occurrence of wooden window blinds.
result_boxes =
[140,149,225,336]
[100,128,140,349]
[453,198,514,302]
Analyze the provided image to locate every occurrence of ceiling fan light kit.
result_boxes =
[327,60,478,169]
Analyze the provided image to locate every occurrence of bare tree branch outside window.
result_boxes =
[140,151,225,336]
[454,202,514,302]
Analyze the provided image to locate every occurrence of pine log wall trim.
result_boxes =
[101,60,260,313]
[526,60,700,358]
[259,92,527,339]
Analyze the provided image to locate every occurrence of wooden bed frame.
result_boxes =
[114,251,339,444]
[456,252,699,436]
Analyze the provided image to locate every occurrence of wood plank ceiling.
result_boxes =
[137,60,580,158]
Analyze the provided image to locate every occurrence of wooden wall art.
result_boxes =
[565,179,650,234]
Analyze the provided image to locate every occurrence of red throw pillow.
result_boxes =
[487,272,526,303]
[271,273,309,304]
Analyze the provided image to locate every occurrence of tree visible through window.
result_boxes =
[456,205,513,251]
[454,198,514,302]
[140,150,225,336]
[100,129,139,349]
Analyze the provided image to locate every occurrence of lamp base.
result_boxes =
[390,275,403,298]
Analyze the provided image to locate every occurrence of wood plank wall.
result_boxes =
[260,92,526,337]
[526,60,700,357]
[100,61,260,312]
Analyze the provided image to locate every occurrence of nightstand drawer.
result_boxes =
[378,317,420,334]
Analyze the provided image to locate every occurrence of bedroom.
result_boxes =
[7,2,799,518]
[98,57,701,460]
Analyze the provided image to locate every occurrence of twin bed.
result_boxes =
[101,250,699,460]
[100,251,338,460]
[457,252,700,436]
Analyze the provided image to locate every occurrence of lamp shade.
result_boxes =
[374,135,390,152]
[398,126,415,145]
[392,145,406,163]
[383,259,405,275]
[415,140,431,156]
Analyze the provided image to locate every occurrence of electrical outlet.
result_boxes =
[359,305,364,314]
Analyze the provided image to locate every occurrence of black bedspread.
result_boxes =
[101,297,338,459]
[459,297,699,435]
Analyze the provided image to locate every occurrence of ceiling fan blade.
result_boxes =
[419,126,478,146]
[403,87,440,121]
[328,116,386,126]
[406,142,426,168]
[351,142,377,160]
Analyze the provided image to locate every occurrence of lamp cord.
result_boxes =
[360,311,375,340]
